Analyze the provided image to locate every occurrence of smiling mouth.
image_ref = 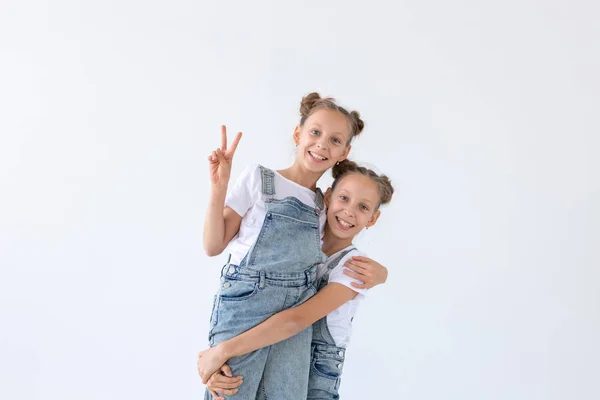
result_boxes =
[336,216,355,229]
[308,151,328,162]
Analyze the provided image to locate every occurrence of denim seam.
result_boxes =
[248,214,271,267]
[267,212,320,226]
[264,197,319,215]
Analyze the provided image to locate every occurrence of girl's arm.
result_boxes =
[197,283,357,382]
[203,126,243,256]
[203,193,243,256]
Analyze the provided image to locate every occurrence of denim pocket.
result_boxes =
[311,357,342,380]
[219,278,259,302]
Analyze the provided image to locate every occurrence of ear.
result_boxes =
[365,209,381,229]
[293,125,302,145]
[338,144,352,162]
[324,187,332,207]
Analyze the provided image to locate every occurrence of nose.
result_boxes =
[343,207,355,218]
[316,136,328,150]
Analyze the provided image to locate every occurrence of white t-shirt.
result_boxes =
[224,164,327,266]
[317,246,368,348]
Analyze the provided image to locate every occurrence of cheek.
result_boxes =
[298,132,313,145]
[357,213,371,228]
[331,146,346,157]
[327,202,343,216]
[326,204,338,216]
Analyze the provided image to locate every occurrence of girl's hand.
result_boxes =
[206,364,243,400]
[208,125,242,187]
[343,256,388,289]
[197,345,229,384]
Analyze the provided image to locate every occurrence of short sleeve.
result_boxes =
[224,164,260,217]
[327,250,368,298]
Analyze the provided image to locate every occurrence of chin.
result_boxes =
[304,161,330,173]
[335,230,355,239]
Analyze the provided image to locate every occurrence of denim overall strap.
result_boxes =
[258,165,275,196]
[314,188,325,212]
[313,247,356,346]
[316,247,356,291]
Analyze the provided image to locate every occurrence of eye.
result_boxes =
[332,137,341,144]
[360,204,369,211]
[340,195,348,201]
[311,129,320,135]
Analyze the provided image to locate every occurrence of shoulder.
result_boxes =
[336,248,365,266]
[226,165,264,207]
[232,164,262,186]
[240,164,261,177]
[327,248,368,295]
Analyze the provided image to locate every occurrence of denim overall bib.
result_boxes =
[307,247,355,400]
[206,166,327,400]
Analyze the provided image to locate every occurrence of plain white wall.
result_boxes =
[1,1,598,399]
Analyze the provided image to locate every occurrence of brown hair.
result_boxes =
[331,159,394,209]
[299,92,364,143]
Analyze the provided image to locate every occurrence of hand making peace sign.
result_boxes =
[208,125,242,186]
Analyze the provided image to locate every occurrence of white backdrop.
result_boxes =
[1,1,599,399]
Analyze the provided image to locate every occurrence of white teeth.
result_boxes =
[336,216,354,228]
[309,151,326,160]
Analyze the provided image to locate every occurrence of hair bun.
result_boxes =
[332,159,358,180]
[300,92,322,119]
[349,111,365,137]
[378,175,394,205]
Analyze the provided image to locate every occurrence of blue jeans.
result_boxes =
[208,266,317,399]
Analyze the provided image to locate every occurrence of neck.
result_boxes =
[277,163,324,191]
[321,226,353,257]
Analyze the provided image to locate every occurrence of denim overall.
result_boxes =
[206,166,326,400]
[307,247,355,400]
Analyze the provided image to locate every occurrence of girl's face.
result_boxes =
[324,173,381,241]
[293,109,352,173]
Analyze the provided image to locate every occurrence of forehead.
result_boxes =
[305,109,350,135]
[334,174,380,202]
